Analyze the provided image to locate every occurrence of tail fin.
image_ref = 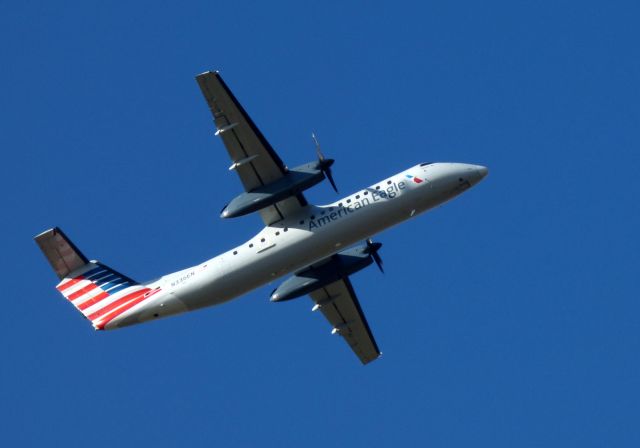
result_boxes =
[34,227,89,279]
[35,228,157,330]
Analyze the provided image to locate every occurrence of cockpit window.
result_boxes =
[420,162,434,166]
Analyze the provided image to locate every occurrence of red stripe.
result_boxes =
[57,277,84,292]
[67,283,98,301]
[77,291,110,311]
[94,288,161,330]
[86,288,149,321]
[94,295,149,330]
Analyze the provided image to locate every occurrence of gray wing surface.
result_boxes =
[309,277,381,364]
[196,71,306,225]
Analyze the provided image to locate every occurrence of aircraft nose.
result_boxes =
[467,164,488,185]
[475,165,488,180]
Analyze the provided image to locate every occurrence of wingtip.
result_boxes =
[195,70,221,79]
[33,227,58,241]
[361,352,383,365]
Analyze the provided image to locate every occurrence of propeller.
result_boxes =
[365,238,384,273]
[312,132,338,193]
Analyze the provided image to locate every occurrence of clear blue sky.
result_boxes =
[1,1,639,446]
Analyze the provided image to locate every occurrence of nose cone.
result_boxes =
[471,165,488,184]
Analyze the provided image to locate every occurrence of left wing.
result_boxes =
[196,71,306,225]
[309,277,381,364]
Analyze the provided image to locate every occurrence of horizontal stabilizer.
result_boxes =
[34,227,89,279]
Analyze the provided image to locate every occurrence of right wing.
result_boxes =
[309,277,381,365]
[195,71,306,225]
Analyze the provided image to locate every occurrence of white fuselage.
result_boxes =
[106,162,487,329]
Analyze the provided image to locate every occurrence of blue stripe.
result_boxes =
[104,282,132,296]
[95,274,120,286]
[99,278,127,291]
[81,266,105,279]
[86,269,110,282]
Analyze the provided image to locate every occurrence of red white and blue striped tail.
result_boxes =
[35,228,159,330]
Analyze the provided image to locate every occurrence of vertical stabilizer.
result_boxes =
[35,228,160,330]
[34,227,89,279]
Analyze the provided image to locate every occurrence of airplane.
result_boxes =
[35,71,488,364]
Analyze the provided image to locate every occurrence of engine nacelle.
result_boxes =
[270,245,375,302]
[222,161,325,218]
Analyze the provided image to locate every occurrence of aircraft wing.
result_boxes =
[196,71,306,225]
[309,277,381,364]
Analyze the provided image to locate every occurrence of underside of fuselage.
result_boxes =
[106,162,488,330]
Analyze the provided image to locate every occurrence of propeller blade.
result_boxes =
[325,167,338,193]
[372,251,384,273]
[312,132,324,161]
[312,132,339,193]
[366,239,384,273]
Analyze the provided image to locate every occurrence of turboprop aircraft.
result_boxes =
[35,71,488,364]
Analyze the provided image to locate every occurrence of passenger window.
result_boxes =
[233,250,238,255]
[249,243,254,248]
[347,199,351,203]
[364,191,368,195]
[276,231,280,236]
[356,195,360,199]
[261,238,265,242]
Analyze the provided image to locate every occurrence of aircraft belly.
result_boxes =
[212,193,419,303]
[112,181,455,323]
